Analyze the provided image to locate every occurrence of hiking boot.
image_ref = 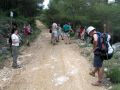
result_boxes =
[27,42,30,46]
[89,72,95,77]
[92,81,102,86]
[12,65,21,69]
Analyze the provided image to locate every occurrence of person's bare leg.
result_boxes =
[92,68,103,86]
[67,37,69,44]
[64,36,67,44]
[68,36,71,44]
[61,35,64,40]
[89,68,98,77]
[98,68,104,82]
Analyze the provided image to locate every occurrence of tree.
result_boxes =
[0,0,44,17]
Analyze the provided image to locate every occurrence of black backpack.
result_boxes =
[9,35,12,46]
[95,32,113,60]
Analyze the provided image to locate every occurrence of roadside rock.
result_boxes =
[0,67,14,90]
[112,43,120,52]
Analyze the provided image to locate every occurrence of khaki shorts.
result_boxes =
[64,32,70,37]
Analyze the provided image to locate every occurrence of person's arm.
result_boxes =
[93,34,98,52]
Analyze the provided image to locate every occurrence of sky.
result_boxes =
[108,0,115,3]
[43,0,50,9]
[43,0,115,9]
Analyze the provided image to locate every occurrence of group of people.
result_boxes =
[10,21,114,86]
[9,23,32,69]
[50,22,87,45]
[50,22,73,45]
[50,22,114,86]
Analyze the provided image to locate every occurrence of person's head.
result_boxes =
[12,29,18,35]
[86,26,96,37]
[80,26,84,29]
[58,24,60,26]
[12,22,18,29]
[68,22,71,25]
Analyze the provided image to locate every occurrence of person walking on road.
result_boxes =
[57,24,64,41]
[87,26,104,86]
[63,23,72,44]
[11,29,21,69]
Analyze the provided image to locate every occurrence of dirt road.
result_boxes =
[3,20,105,90]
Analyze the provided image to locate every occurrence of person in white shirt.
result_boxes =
[51,22,58,45]
[11,29,21,69]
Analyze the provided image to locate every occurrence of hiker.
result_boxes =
[87,26,113,86]
[51,22,58,45]
[63,23,72,44]
[57,24,64,41]
[87,26,104,86]
[75,26,80,39]
[9,23,18,54]
[23,24,31,46]
[11,28,21,69]
[80,26,85,40]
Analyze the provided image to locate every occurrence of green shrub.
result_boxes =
[106,67,120,83]
[29,27,41,42]
[0,53,4,69]
[112,84,120,90]
[114,52,120,60]
[69,32,75,37]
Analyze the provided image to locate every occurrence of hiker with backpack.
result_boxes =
[63,23,72,44]
[86,26,114,86]
[9,23,18,54]
[11,28,21,69]
[23,24,31,46]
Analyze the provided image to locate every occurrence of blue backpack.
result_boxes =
[94,32,113,60]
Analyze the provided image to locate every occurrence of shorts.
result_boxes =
[52,31,58,37]
[57,31,63,36]
[94,54,103,68]
[64,32,70,37]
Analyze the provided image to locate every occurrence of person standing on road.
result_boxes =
[11,29,21,69]
[80,26,85,41]
[23,24,31,46]
[86,26,104,86]
[63,23,72,44]
[57,24,64,41]
[51,22,58,45]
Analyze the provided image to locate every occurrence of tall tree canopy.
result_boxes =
[43,0,120,43]
[0,0,44,17]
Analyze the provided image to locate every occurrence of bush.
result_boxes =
[106,67,120,83]
[0,53,4,69]
[112,84,120,90]
[29,27,41,42]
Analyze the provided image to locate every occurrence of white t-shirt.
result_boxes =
[11,34,20,46]
[52,23,57,31]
